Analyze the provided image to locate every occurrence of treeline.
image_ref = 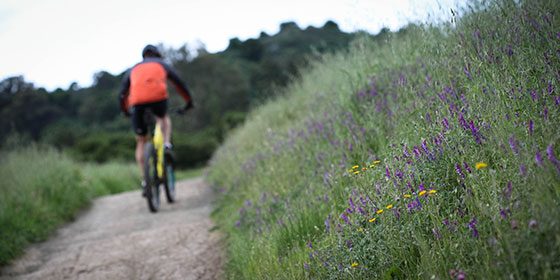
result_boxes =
[0,21,390,167]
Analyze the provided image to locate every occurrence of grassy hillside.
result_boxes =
[207,0,560,279]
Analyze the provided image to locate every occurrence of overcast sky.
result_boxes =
[0,0,465,91]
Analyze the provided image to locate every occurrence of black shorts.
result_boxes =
[131,99,167,136]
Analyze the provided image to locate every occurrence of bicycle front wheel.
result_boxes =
[163,154,176,203]
[143,142,160,213]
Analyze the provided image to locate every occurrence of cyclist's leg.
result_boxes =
[131,104,149,179]
[135,135,150,178]
[151,99,171,147]
[156,115,171,146]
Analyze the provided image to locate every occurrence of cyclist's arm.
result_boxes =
[163,64,192,104]
[118,71,131,113]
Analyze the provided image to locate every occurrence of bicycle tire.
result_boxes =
[163,154,176,203]
[143,142,160,212]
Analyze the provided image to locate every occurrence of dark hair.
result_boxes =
[142,44,162,58]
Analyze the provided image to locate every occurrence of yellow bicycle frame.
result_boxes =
[153,123,165,178]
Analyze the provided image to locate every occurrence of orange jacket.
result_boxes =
[119,58,191,112]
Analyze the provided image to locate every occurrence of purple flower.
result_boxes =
[456,163,465,179]
[337,224,343,233]
[468,215,478,238]
[432,228,442,239]
[245,199,251,207]
[349,198,355,210]
[509,134,519,154]
[346,240,352,249]
[304,263,309,271]
[325,215,331,233]
[341,213,350,225]
[529,120,534,135]
[278,257,282,264]
[393,209,400,219]
[464,66,472,81]
[358,207,366,215]
[529,220,537,228]
[511,220,518,230]
[385,167,391,179]
[548,145,559,164]
[278,218,285,227]
[536,150,544,166]
[323,262,329,267]
[235,221,241,227]
[463,161,471,173]
[520,165,527,177]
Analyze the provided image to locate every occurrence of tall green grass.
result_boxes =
[207,0,560,278]
[0,145,139,266]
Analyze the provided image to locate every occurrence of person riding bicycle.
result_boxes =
[119,44,193,195]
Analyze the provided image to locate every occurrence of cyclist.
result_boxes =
[119,44,193,195]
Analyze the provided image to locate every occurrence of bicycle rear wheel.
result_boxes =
[143,142,160,212]
[163,154,176,203]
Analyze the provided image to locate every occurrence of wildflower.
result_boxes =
[419,190,427,196]
[432,228,442,239]
[535,151,544,167]
[351,262,358,267]
[386,204,393,209]
[325,215,331,233]
[341,213,350,225]
[369,165,375,168]
[457,271,466,280]
[304,263,309,271]
[323,262,328,267]
[235,221,241,227]
[369,218,376,222]
[463,162,471,173]
[529,220,537,228]
[520,165,527,177]
[511,220,518,230]
[337,224,343,233]
[393,209,400,219]
[352,165,359,169]
[354,171,360,175]
[377,209,384,214]
[509,134,519,154]
[404,194,411,198]
[456,163,465,179]
[358,228,363,232]
[278,257,282,264]
[475,162,487,169]
[348,169,354,173]
[346,240,352,249]
[362,167,367,171]
[374,161,381,164]
[428,190,437,194]
[450,269,457,276]
[385,167,391,179]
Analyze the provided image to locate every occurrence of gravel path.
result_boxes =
[0,177,225,280]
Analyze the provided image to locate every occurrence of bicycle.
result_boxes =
[143,107,189,212]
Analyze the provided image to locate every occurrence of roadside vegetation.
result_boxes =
[207,0,560,278]
[0,145,138,265]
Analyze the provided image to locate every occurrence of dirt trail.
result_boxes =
[1,177,225,280]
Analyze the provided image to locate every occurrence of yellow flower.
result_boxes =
[369,164,375,168]
[358,227,363,232]
[352,262,358,267]
[352,165,359,169]
[369,218,376,222]
[475,162,488,169]
[362,167,367,171]
[419,190,427,196]
[404,194,411,198]
[376,209,384,214]
[373,161,381,164]
[348,169,354,173]
[428,190,437,194]
[354,171,360,175]
[386,204,393,209]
